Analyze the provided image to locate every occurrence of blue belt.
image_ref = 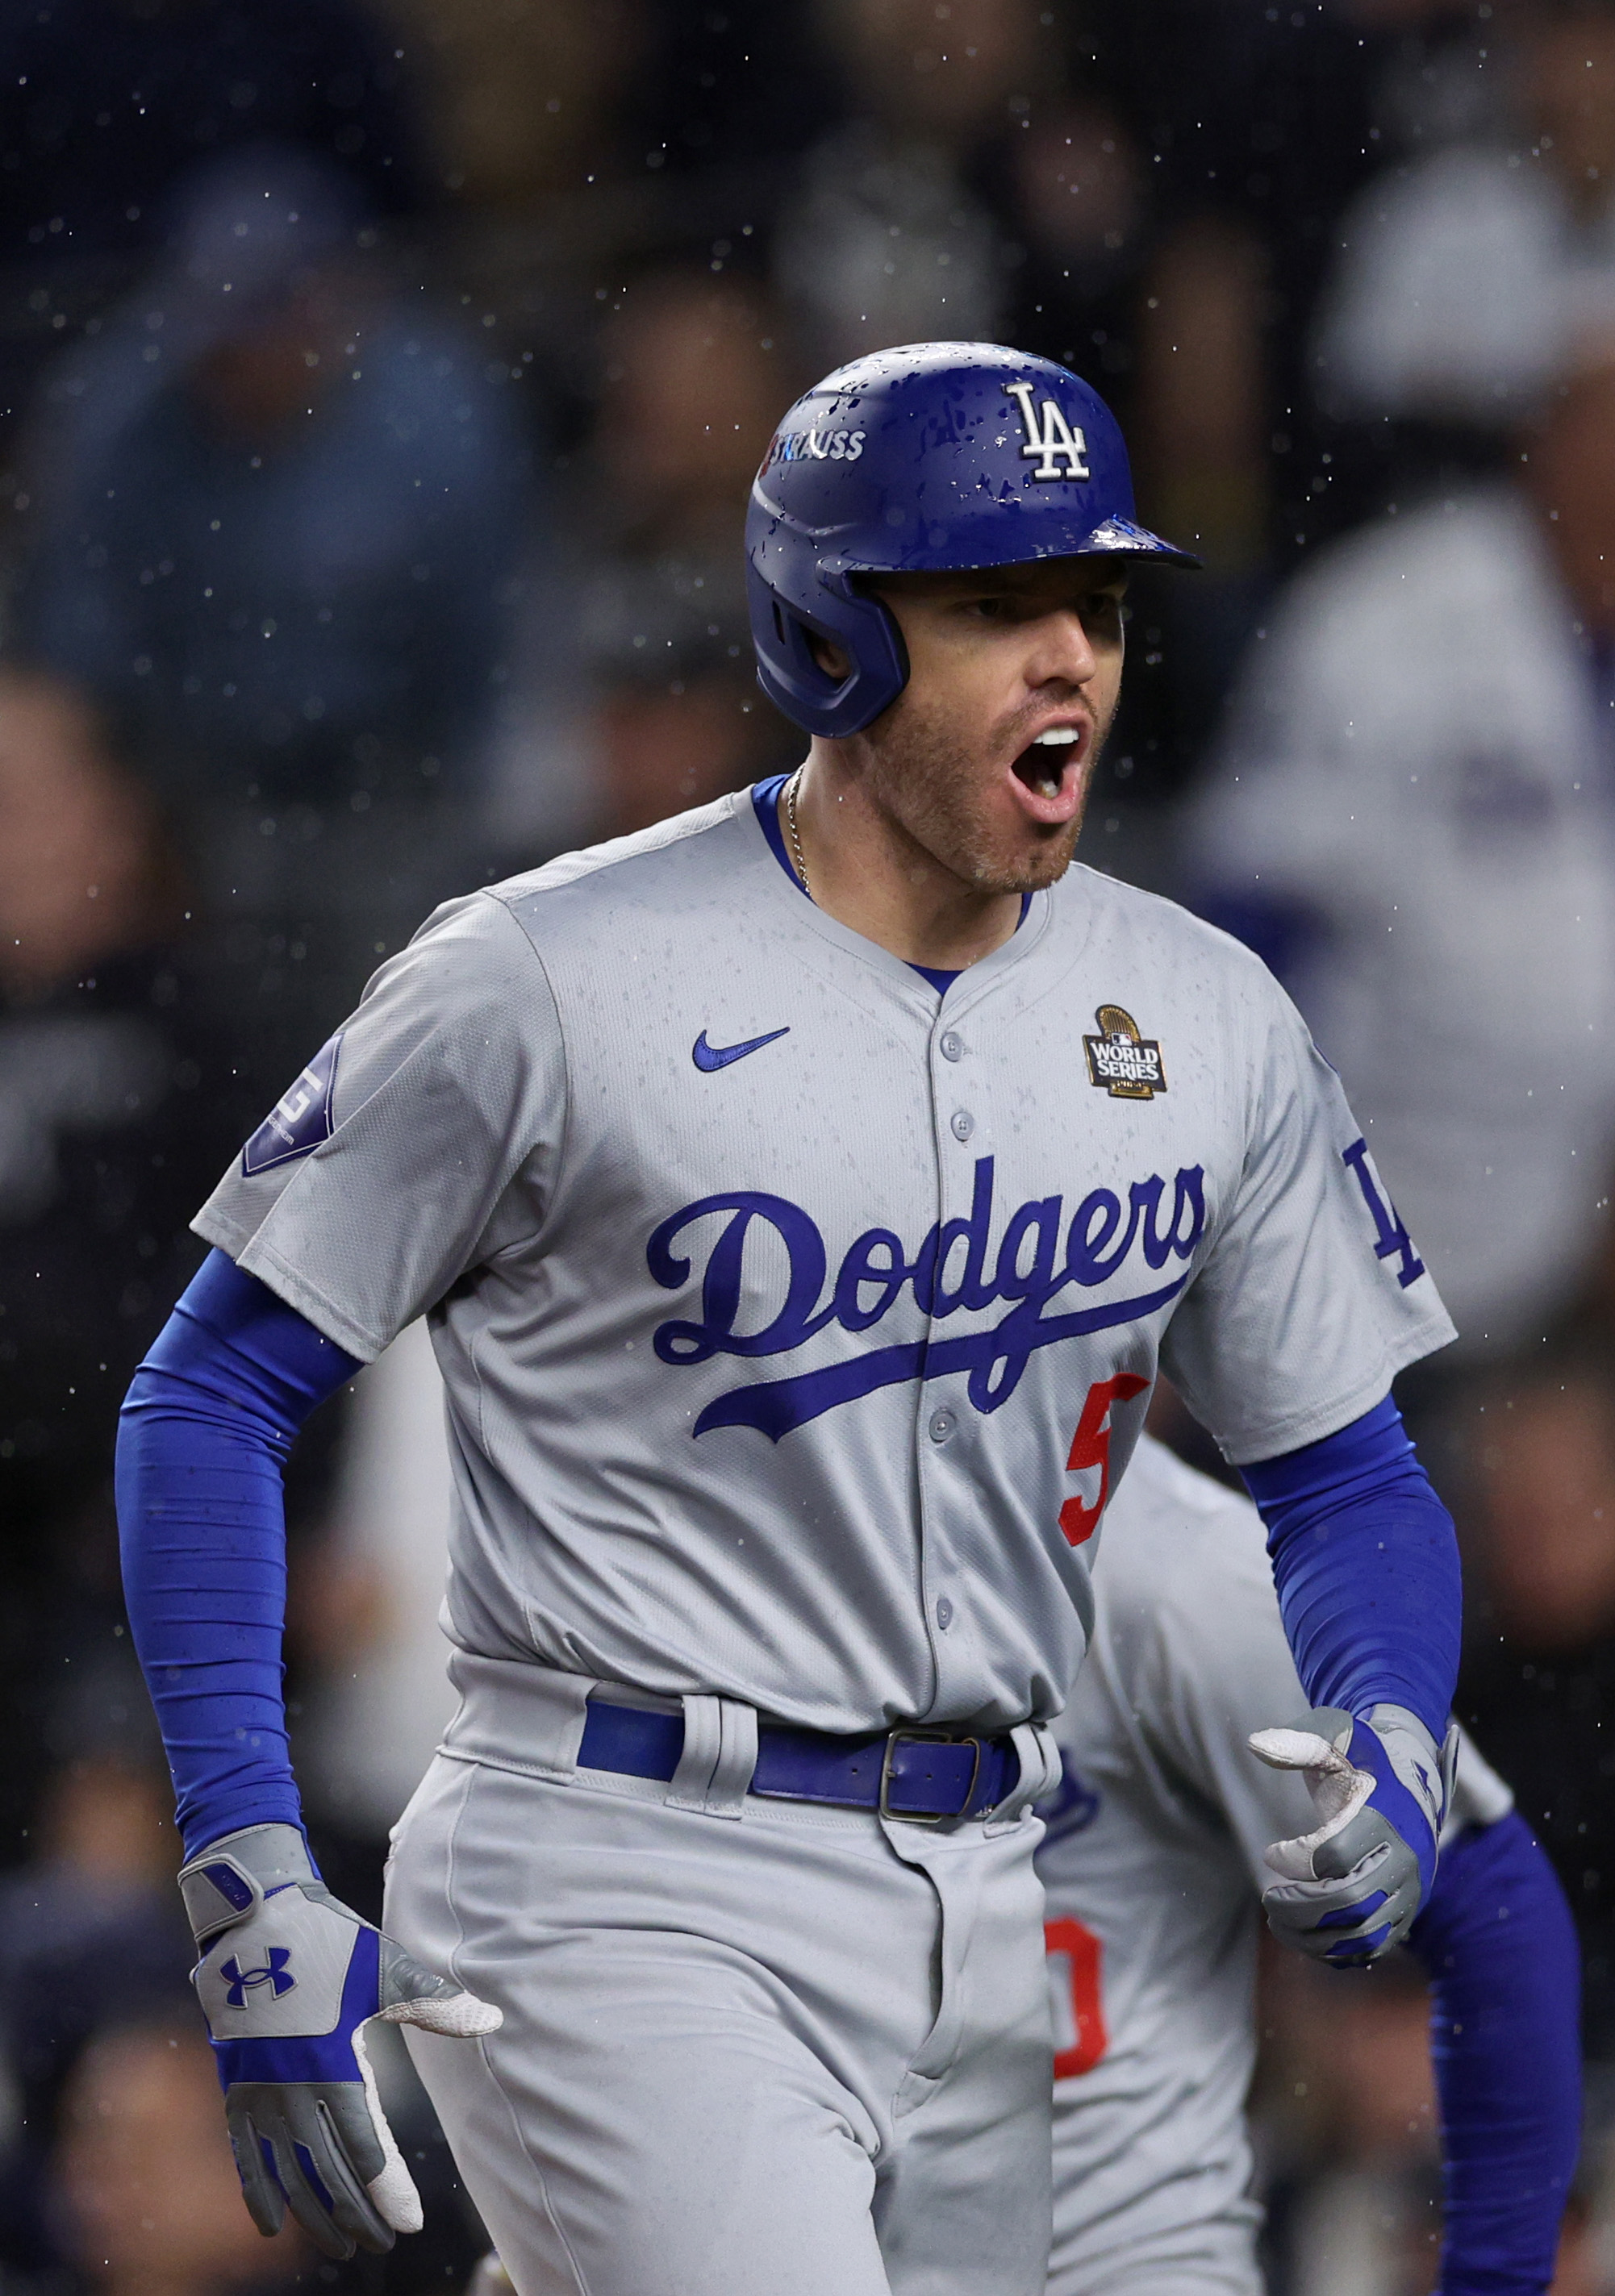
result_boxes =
[578,1700,1020,1823]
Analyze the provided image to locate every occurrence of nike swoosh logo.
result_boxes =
[692,1026,790,1073]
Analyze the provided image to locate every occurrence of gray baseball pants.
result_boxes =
[385,1657,1056,2296]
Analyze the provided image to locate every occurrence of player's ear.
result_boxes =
[807,631,851,681]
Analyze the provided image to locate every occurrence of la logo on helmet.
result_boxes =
[1006,380,1091,482]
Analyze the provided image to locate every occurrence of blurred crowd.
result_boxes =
[4,0,1615,2290]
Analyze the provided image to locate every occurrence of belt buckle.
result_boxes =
[878,1729,982,1824]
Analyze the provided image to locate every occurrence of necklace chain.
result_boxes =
[785,768,812,898]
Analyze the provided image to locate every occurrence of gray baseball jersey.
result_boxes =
[196,788,1454,1736]
[1038,1433,1510,2296]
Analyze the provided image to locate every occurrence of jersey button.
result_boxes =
[929,1408,955,1443]
[940,1031,963,1062]
[949,1110,974,1141]
[935,1596,954,1631]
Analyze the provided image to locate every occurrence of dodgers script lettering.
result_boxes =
[647,1155,1207,1440]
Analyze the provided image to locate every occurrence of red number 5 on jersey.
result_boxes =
[1058,1373,1148,1546]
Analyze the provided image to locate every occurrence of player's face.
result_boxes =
[854,558,1128,895]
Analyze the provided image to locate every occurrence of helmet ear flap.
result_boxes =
[747,564,908,740]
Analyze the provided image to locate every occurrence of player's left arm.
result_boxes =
[1158,954,1463,1965]
[1408,1808,1581,2295]
[1239,1393,1461,1965]
[1158,1538,1580,2292]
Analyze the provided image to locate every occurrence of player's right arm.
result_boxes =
[118,1250,502,2259]
[116,894,562,2258]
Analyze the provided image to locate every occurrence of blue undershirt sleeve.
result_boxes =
[115,1248,362,1861]
[1408,1810,1581,2296]
[1239,1394,1461,1744]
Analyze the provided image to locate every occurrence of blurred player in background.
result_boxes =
[1042,1434,1580,2296]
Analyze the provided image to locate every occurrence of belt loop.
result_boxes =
[668,1694,759,1819]
[985,1721,1062,1833]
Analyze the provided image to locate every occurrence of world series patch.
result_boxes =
[1083,1005,1166,1100]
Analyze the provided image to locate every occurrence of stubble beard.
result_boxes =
[861,686,1115,897]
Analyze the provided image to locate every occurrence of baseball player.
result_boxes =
[117,342,1464,2295]
[1041,1433,1580,2296]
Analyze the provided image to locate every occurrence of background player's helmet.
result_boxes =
[746,340,1200,740]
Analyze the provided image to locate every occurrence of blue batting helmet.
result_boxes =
[746,340,1198,739]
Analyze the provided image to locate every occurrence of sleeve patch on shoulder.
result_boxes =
[1342,1135,1425,1289]
[242,1035,343,1176]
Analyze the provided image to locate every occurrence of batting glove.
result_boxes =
[1248,1704,1457,1966]
[179,1823,501,2260]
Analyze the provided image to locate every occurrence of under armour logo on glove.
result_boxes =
[178,1822,500,2261]
[221,1947,295,2008]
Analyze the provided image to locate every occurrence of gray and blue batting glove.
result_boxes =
[1248,1705,1458,1966]
[179,1823,500,2261]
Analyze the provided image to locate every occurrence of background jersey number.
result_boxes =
[1058,1373,1148,1545]
[1045,1915,1108,2077]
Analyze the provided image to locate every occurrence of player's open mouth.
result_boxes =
[1009,723,1087,820]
